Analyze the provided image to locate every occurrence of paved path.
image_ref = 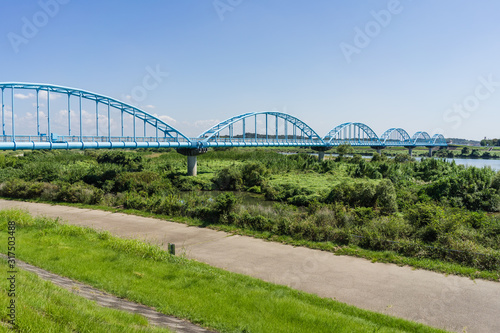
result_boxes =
[0,254,213,333]
[2,199,500,333]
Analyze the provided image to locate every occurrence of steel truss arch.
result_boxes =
[431,134,447,146]
[0,82,189,141]
[411,131,432,145]
[323,122,381,146]
[379,128,411,145]
[197,111,324,146]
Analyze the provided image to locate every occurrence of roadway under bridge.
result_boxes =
[0,83,447,175]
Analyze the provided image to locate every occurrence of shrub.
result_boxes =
[215,192,238,216]
[212,167,243,190]
[96,151,143,171]
[56,182,103,205]
[114,171,175,195]
[241,162,268,188]
[325,181,377,208]
[376,179,398,214]
[0,179,56,199]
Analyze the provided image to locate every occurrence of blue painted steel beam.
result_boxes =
[0,141,194,150]
[0,82,447,151]
[198,111,324,145]
[0,82,189,141]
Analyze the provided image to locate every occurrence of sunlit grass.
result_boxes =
[0,209,447,333]
[0,259,172,332]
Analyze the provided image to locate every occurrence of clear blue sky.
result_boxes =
[1,0,499,140]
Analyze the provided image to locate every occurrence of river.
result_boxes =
[417,157,500,171]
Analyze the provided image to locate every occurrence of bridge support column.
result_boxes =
[371,146,385,155]
[408,148,412,157]
[176,148,208,176]
[318,151,325,162]
[187,156,197,176]
[428,147,433,157]
[311,146,330,162]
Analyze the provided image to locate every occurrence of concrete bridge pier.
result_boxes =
[176,148,208,176]
[371,146,385,155]
[187,156,197,176]
[404,146,415,157]
[427,147,433,157]
[311,147,330,162]
[318,151,325,162]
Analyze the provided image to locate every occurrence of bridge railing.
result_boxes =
[202,137,324,144]
[58,136,191,143]
[0,135,192,143]
[1,135,50,142]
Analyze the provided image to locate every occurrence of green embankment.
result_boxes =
[0,209,447,333]
[0,260,172,332]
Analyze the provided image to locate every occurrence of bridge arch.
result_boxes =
[379,128,411,145]
[411,131,432,145]
[431,133,447,146]
[197,111,324,147]
[0,82,190,149]
[323,122,381,146]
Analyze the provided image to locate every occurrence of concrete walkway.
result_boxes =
[2,199,500,333]
[0,254,213,333]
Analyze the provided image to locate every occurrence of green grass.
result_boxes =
[267,170,377,193]
[0,260,172,332]
[0,209,447,333]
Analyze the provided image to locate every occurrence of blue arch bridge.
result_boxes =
[0,83,446,175]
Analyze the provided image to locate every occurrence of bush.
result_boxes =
[241,162,268,188]
[213,167,243,190]
[215,192,238,216]
[263,183,313,202]
[394,153,414,163]
[96,151,143,171]
[56,182,103,205]
[376,179,398,214]
[114,171,175,195]
[0,179,45,199]
[325,181,377,208]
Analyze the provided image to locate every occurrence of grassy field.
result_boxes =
[0,260,172,332]
[0,209,447,333]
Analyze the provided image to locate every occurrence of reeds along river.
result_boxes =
[287,153,500,171]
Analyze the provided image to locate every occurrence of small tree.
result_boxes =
[461,146,470,155]
[470,150,481,158]
[336,144,353,157]
[376,179,398,214]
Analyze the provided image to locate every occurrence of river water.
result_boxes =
[416,157,500,171]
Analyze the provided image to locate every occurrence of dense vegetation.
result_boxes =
[1,148,499,275]
[0,210,447,332]
[434,146,500,159]
[481,138,500,147]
